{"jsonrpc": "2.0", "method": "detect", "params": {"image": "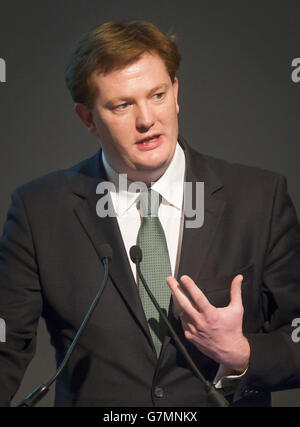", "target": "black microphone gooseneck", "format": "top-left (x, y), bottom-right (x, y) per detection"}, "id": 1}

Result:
top-left (130, 245), bottom-right (229, 407)
top-left (15, 244), bottom-right (113, 407)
